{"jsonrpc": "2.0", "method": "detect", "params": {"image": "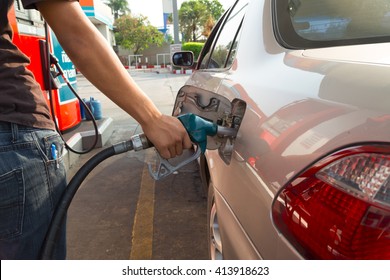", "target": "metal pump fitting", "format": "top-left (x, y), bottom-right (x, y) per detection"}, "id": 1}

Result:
top-left (217, 126), bottom-right (238, 138)
top-left (131, 133), bottom-right (153, 151)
